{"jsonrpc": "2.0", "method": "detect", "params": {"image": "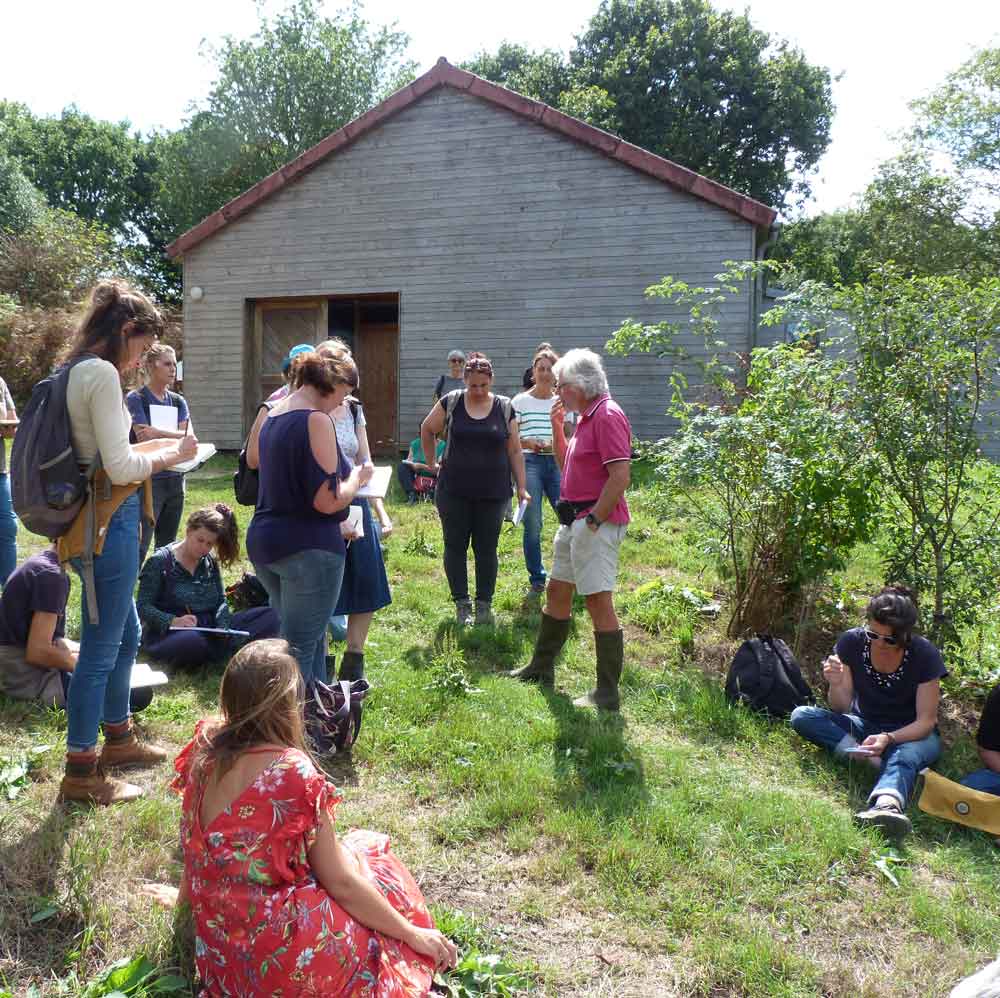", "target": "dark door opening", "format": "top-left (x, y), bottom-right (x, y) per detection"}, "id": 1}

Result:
top-left (328, 294), bottom-right (400, 457)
